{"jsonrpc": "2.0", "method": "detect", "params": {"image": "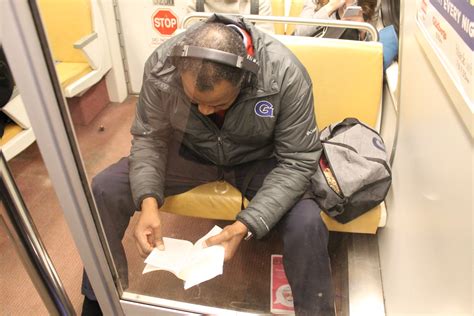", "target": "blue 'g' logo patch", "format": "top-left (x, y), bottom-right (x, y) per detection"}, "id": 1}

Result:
top-left (254, 101), bottom-right (274, 118)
